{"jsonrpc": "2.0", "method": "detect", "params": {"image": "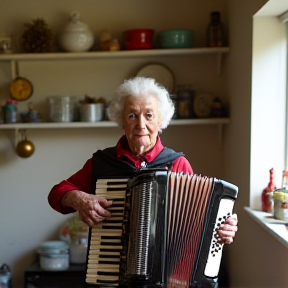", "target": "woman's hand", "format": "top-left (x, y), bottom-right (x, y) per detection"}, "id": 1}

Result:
top-left (61, 190), bottom-right (113, 227)
top-left (217, 213), bottom-right (238, 244)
